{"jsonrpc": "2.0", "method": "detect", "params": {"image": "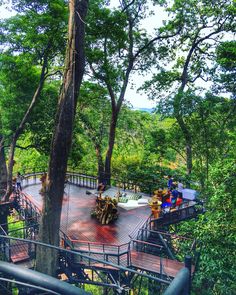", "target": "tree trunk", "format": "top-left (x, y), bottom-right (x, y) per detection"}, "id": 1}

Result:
top-left (104, 111), bottom-right (118, 185)
top-left (186, 140), bottom-right (192, 176)
top-left (0, 136), bottom-right (7, 195)
top-left (35, 0), bottom-right (88, 276)
top-left (95, 144), bottom-right (104, 183)
top-left (5, 137), bottom-right (17, 200)
top-left (176, 115), bottom-right (193, 177)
